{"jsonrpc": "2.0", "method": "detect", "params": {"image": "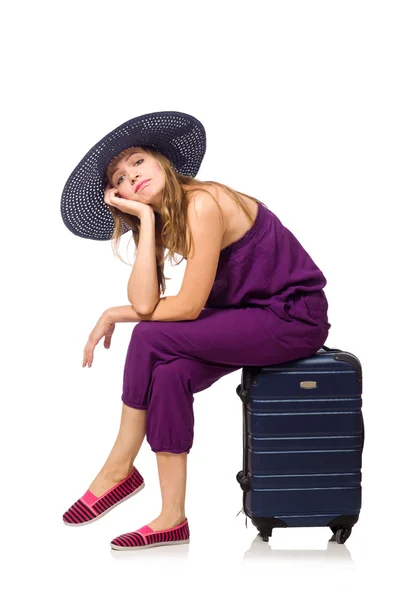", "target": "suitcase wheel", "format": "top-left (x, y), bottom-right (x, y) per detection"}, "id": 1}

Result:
top-left (329, 527), bottom-right (352, 544)
top-left (259, 528), bottom-right (273, 542)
